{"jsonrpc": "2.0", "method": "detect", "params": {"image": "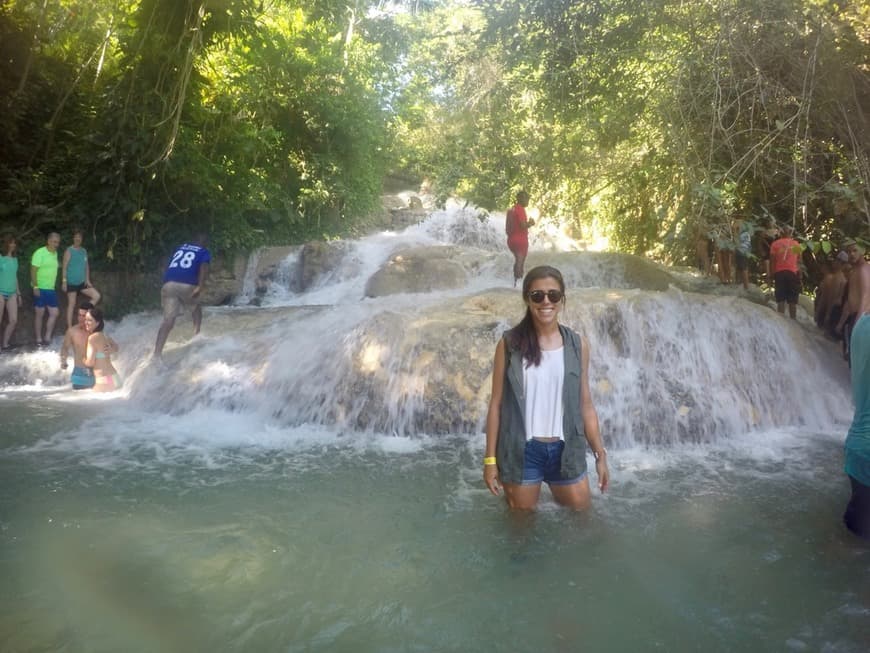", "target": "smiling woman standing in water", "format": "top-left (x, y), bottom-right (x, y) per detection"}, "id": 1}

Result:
top-left (484, 265), bottom-right (609, 510)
